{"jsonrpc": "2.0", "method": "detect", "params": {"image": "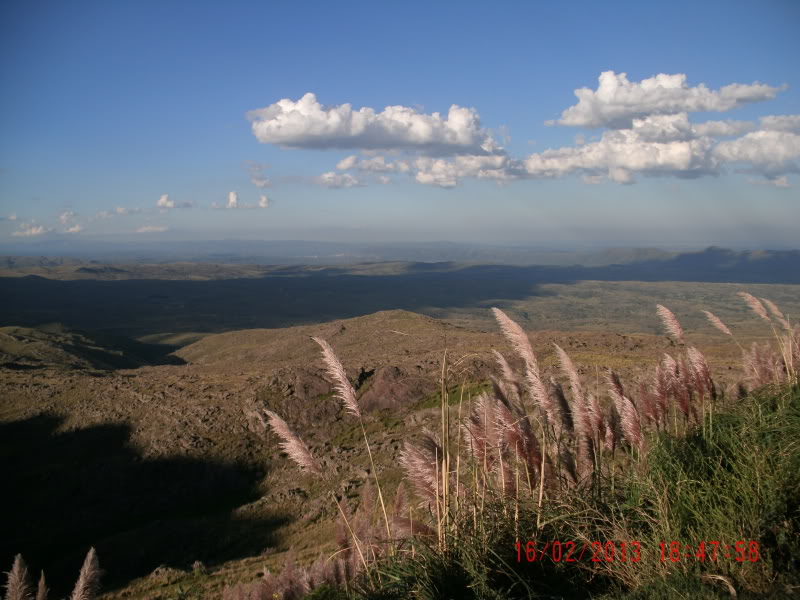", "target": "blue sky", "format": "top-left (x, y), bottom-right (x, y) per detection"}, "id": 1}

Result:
top-left (1, 0), bottom-right (798, 248)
